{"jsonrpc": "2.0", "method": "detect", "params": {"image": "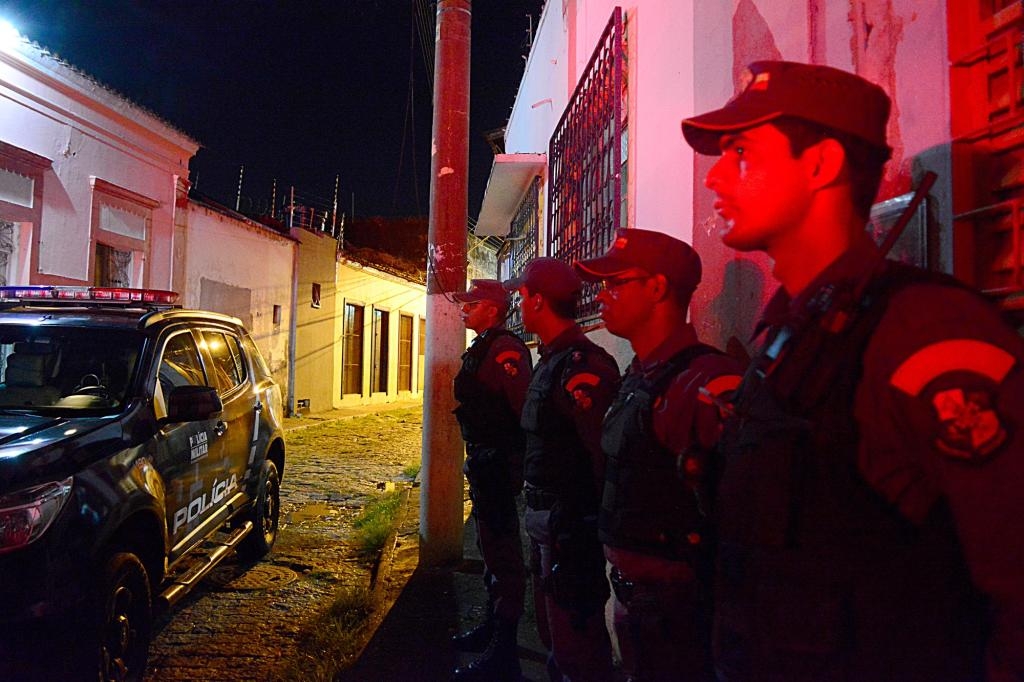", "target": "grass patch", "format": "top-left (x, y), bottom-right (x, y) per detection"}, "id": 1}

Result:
top-left (402, 460), bottom-right (421, 480)
top-left (352, 490), bottom-right (403, 555)
top-left (269, 586), bottom-right (378, 682)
